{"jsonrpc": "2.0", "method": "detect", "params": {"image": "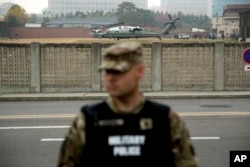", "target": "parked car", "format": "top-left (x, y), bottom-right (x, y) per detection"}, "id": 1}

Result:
top-left (178, 33), bottom-right (190, 39)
